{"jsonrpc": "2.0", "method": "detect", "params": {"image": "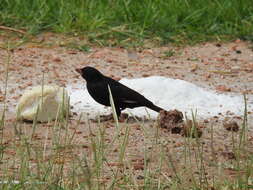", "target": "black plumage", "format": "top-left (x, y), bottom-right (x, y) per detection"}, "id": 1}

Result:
top-left (76, 66), bottom-right (164, 117)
